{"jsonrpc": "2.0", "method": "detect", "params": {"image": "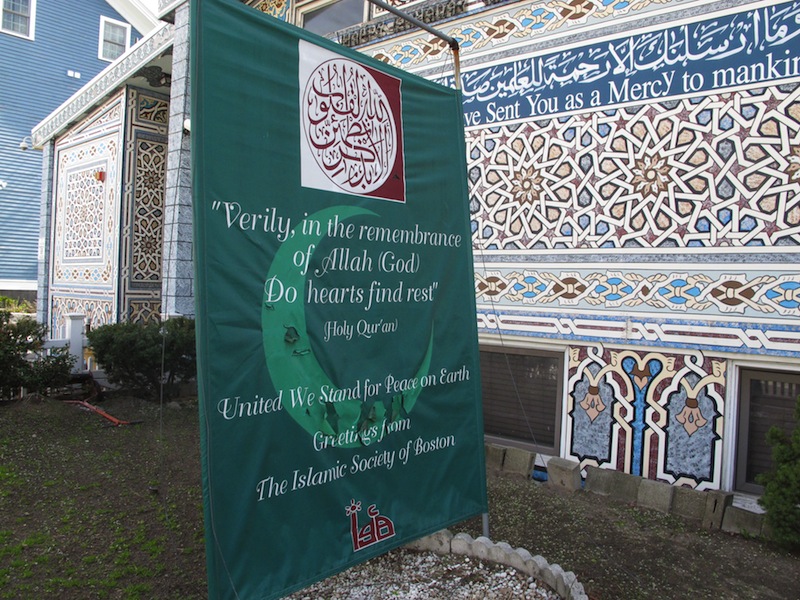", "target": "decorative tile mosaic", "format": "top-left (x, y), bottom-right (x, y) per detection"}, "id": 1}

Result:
top-left (133, 94), bottom-right (169, 129)
top-left (48, 88), bottom-right (168, 332)
top-left (566, 344), bottom-right (726, 489)
top-left (466, 83), bottom-right (800, 251)
top-left (53, 140), bottom-right (120, 286)
top-left (50, 296), bottom-right (114, 339)
top-left (367, 0), bottom-right (689, 67)
top-left (131, 137), bottom-right (167, 284)
top-left (62, 168), bottom-right (106, 261)
top-left (253, 0), bottom-right (290, 20)
top-left (476, 308), bottom-right (800, 354)
top-left (475, 267), bottom-right (800, 316)
top-left (127, 299), bottom-right (163, 323)
top-left (120, 88), bottom-right (169, 323)
top-left (50, 95), bottom-right (125, 334)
